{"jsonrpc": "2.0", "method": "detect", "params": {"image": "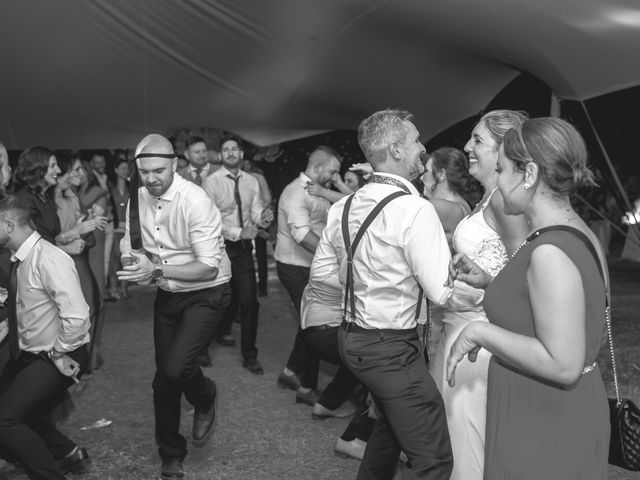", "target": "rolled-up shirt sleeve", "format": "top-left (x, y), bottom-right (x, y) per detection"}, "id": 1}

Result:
top-left (310, 221), bottom-right (341, 291)
top-left (188, 195), bottom-right (223, 269)
top-left (287, 189), bottom-right (312, 244)
top-left (41, 252), bottom-right (91, 353)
